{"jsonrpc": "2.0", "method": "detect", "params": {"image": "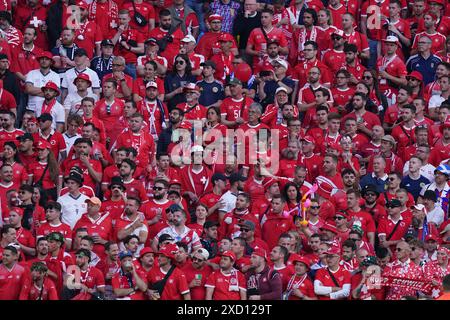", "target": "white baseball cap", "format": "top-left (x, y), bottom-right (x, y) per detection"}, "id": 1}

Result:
top-left (181, 35), bottom-right (196, 44)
